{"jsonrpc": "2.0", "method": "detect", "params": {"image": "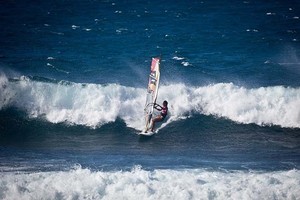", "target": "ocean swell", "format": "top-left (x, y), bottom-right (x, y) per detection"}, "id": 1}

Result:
top-left (0, 74), bottom-right (299, 129)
